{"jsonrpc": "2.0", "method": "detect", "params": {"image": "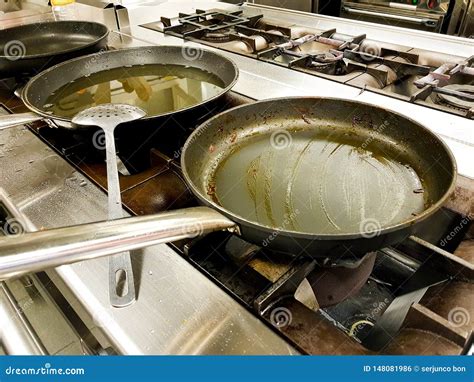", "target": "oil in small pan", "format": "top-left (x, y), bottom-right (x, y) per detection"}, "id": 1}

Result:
top-left (43, 64), bottom-right (225, 118)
